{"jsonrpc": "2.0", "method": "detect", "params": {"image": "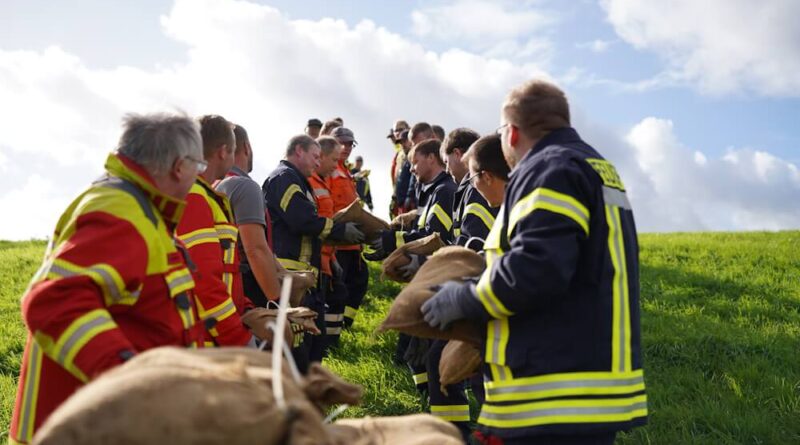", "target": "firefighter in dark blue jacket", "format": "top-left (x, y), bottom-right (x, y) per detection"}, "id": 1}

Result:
top-left (262, 135), bottom-right (364, 371)
top-left (421, 80), bottom-right (647, 445)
